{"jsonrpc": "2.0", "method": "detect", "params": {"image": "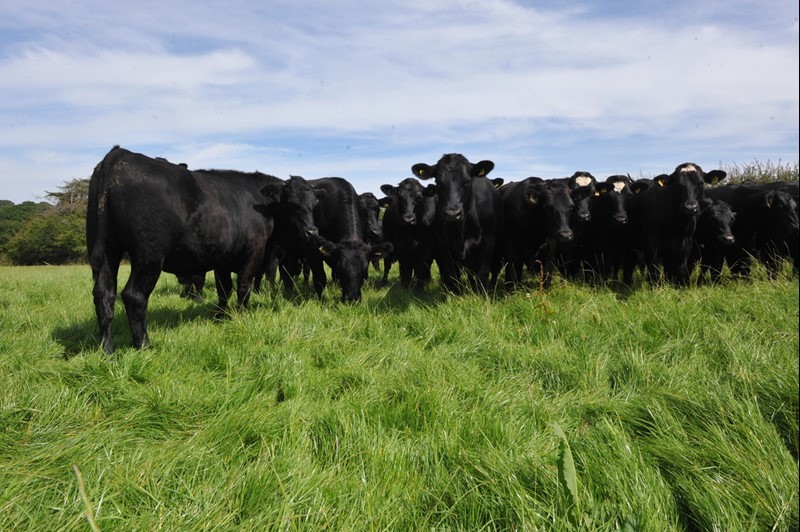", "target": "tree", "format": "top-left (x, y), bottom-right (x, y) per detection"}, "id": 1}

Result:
top-left (3, 178), bottom-right (89, 265)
